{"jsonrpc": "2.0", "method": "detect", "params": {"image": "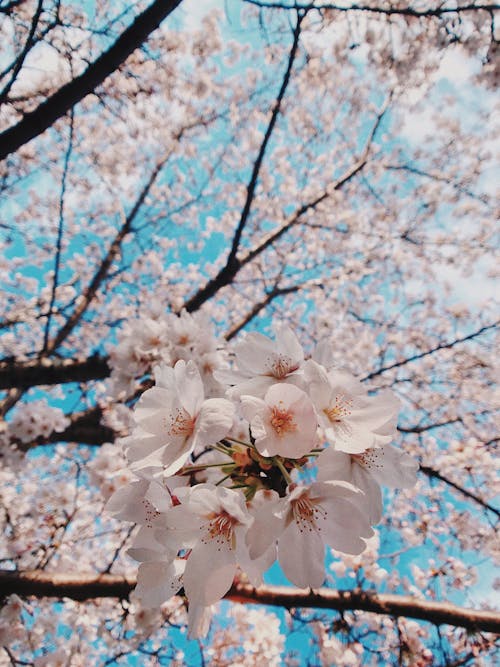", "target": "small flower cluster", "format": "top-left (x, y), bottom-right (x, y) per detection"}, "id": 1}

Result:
top-left (108, 310), bottom-right (224, 398)
top-left (8, 398), bottom-right (70, 444)
top-left (107, 323), bottom-right (417, 637)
